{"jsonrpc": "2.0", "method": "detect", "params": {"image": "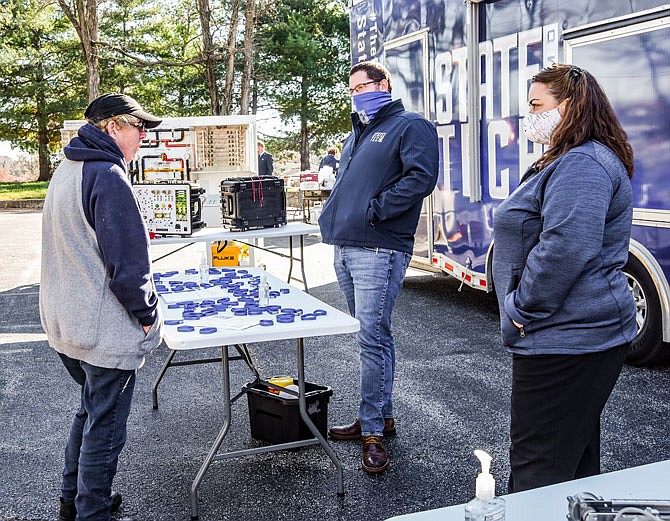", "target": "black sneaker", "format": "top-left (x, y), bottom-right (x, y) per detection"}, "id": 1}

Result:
top-left (58, 492), bottom-right (123, 521)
